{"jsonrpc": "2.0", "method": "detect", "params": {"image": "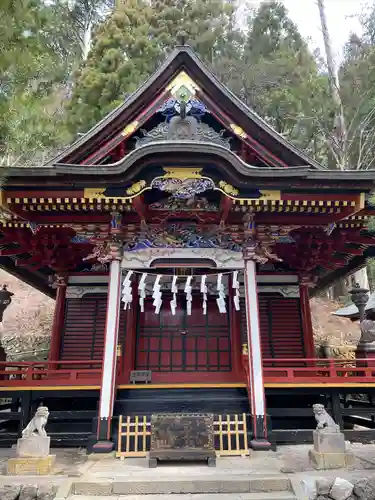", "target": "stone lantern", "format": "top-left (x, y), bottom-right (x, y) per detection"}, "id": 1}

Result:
top-left (349, 282), bottom-right (369, 323)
